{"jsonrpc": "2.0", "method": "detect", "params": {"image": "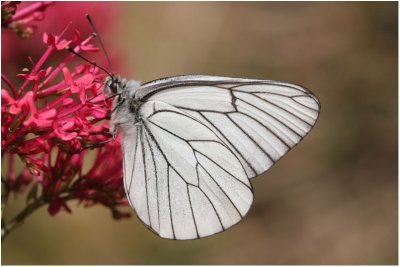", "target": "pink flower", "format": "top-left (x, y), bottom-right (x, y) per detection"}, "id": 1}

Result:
top-left (73, 30), bottom-right (99, 52)
top-left (48, 196), bottom-right (72, 216)
top-left (2, 2), bottom-right (124, 74)
top-left (43, 32), bottom-right (71, 50)
top-left (2, 1), bottom-right (54, 39)
top-left (2, 2), bottom-right (130, 240)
